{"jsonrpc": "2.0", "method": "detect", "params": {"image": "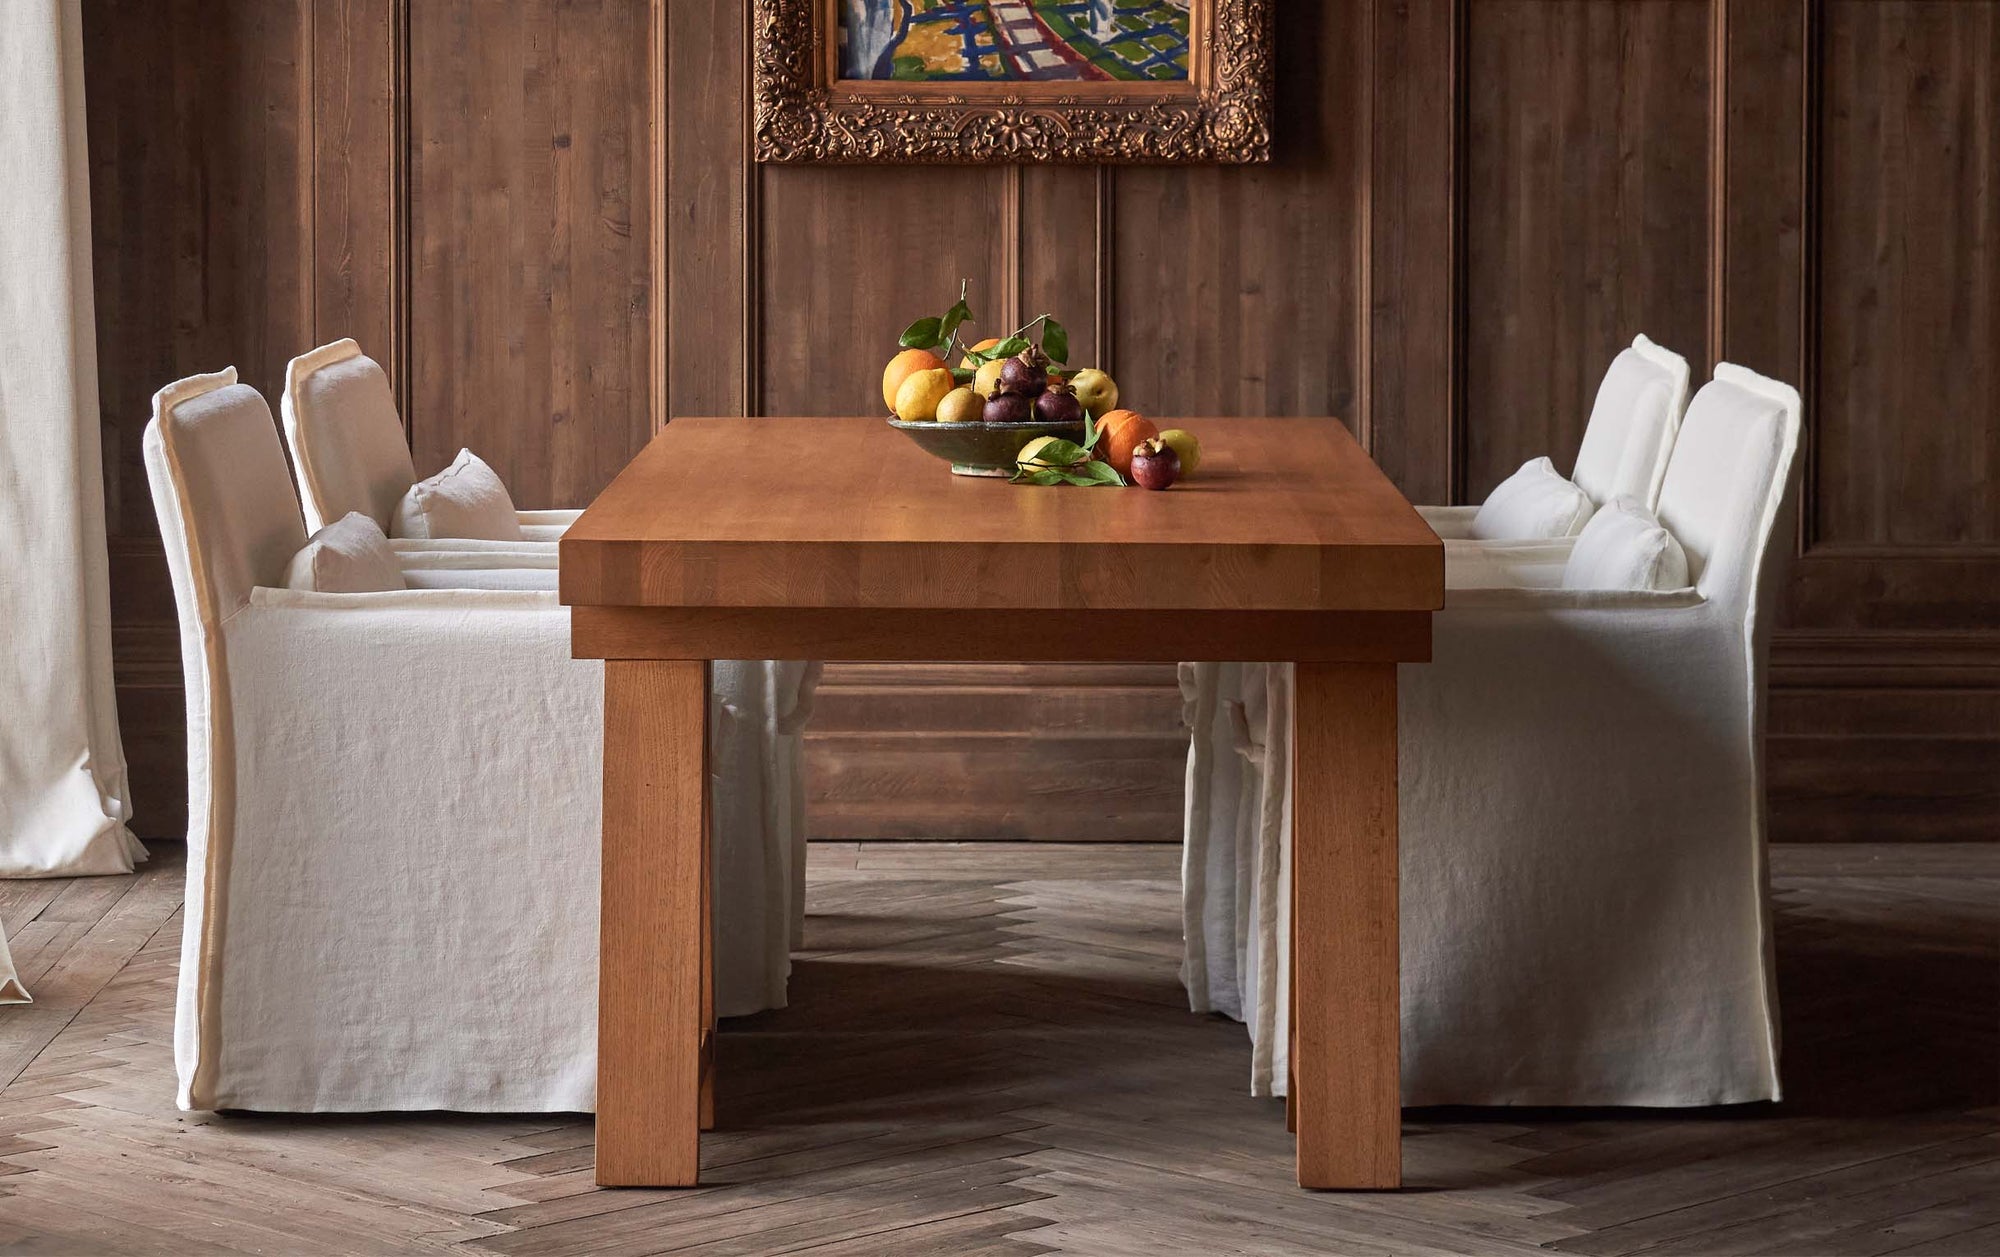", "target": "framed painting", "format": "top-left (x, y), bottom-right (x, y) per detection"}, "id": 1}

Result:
top-left (752, 0), bottom-right (1274, 164)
